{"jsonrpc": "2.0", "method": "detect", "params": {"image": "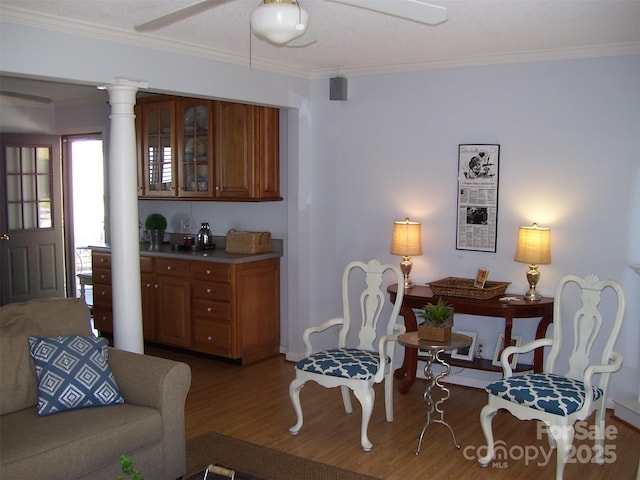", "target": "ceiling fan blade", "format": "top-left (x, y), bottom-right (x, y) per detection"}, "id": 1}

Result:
top-left (0, 90), bottom-right (52, 104)
top-left (331, 0), bottom-right (447, 25)
top-left (134, 0), bottom-right (231, 32)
